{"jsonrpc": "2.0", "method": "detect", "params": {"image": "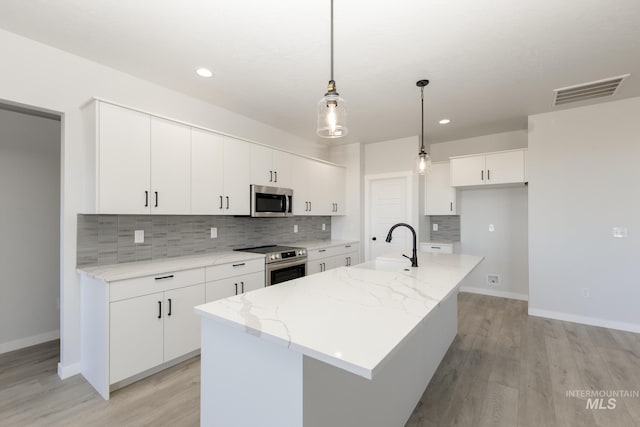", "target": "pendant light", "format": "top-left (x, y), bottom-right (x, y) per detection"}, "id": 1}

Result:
top-left (416, 79), bottom-right (431, 175)
top-left (317, 0), bottom-right (348, 138)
